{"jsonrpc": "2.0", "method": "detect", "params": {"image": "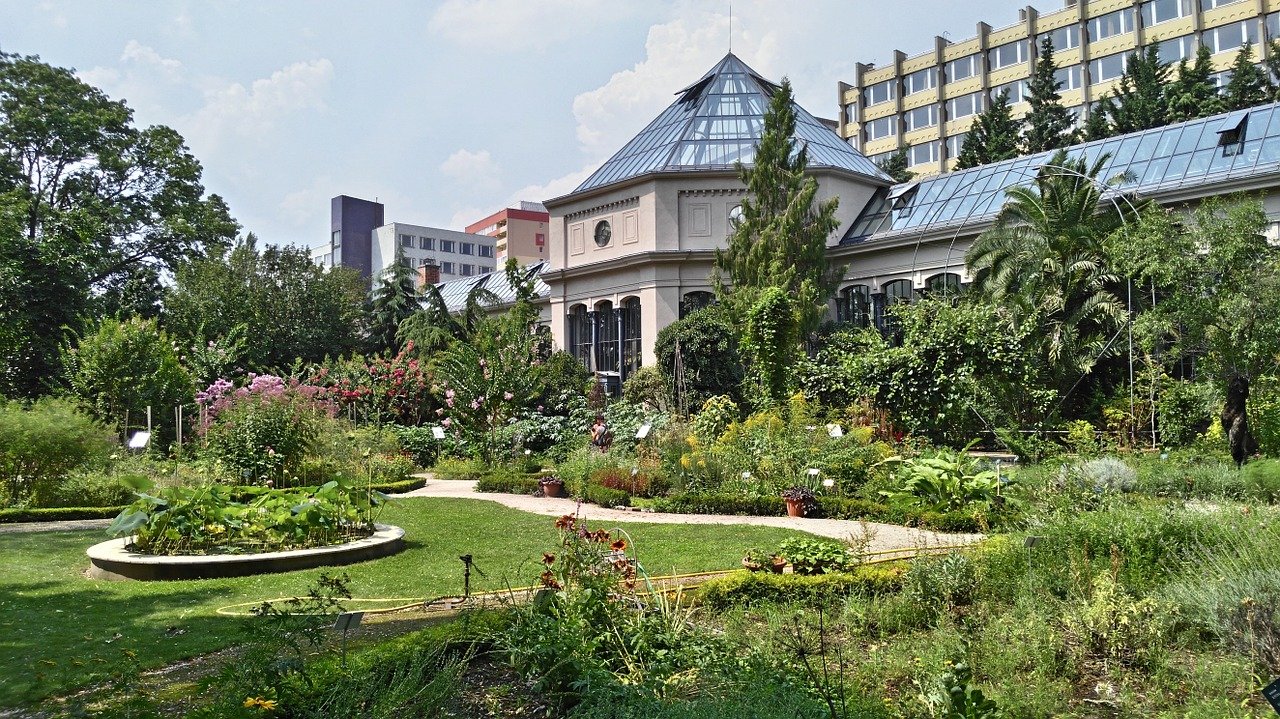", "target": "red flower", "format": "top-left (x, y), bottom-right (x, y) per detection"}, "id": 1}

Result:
top-left (610, 538), bottom-right (627, 552)
top-left (542, 552), bottom-right (556, 565)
